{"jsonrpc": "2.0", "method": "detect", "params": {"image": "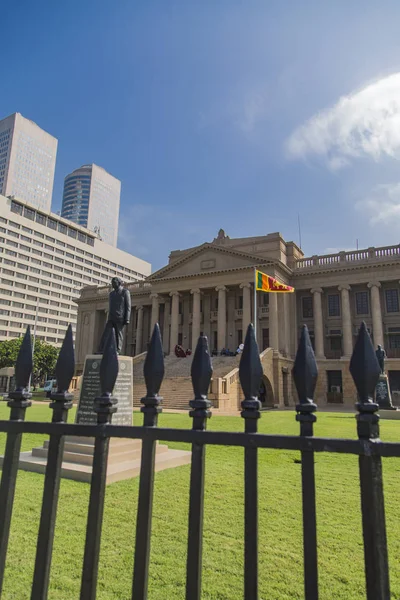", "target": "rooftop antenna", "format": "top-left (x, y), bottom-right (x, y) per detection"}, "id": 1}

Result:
top-left (356, 239), bottom-right (359, 250)
top-left (297, 214), bottom-right (302, 249)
